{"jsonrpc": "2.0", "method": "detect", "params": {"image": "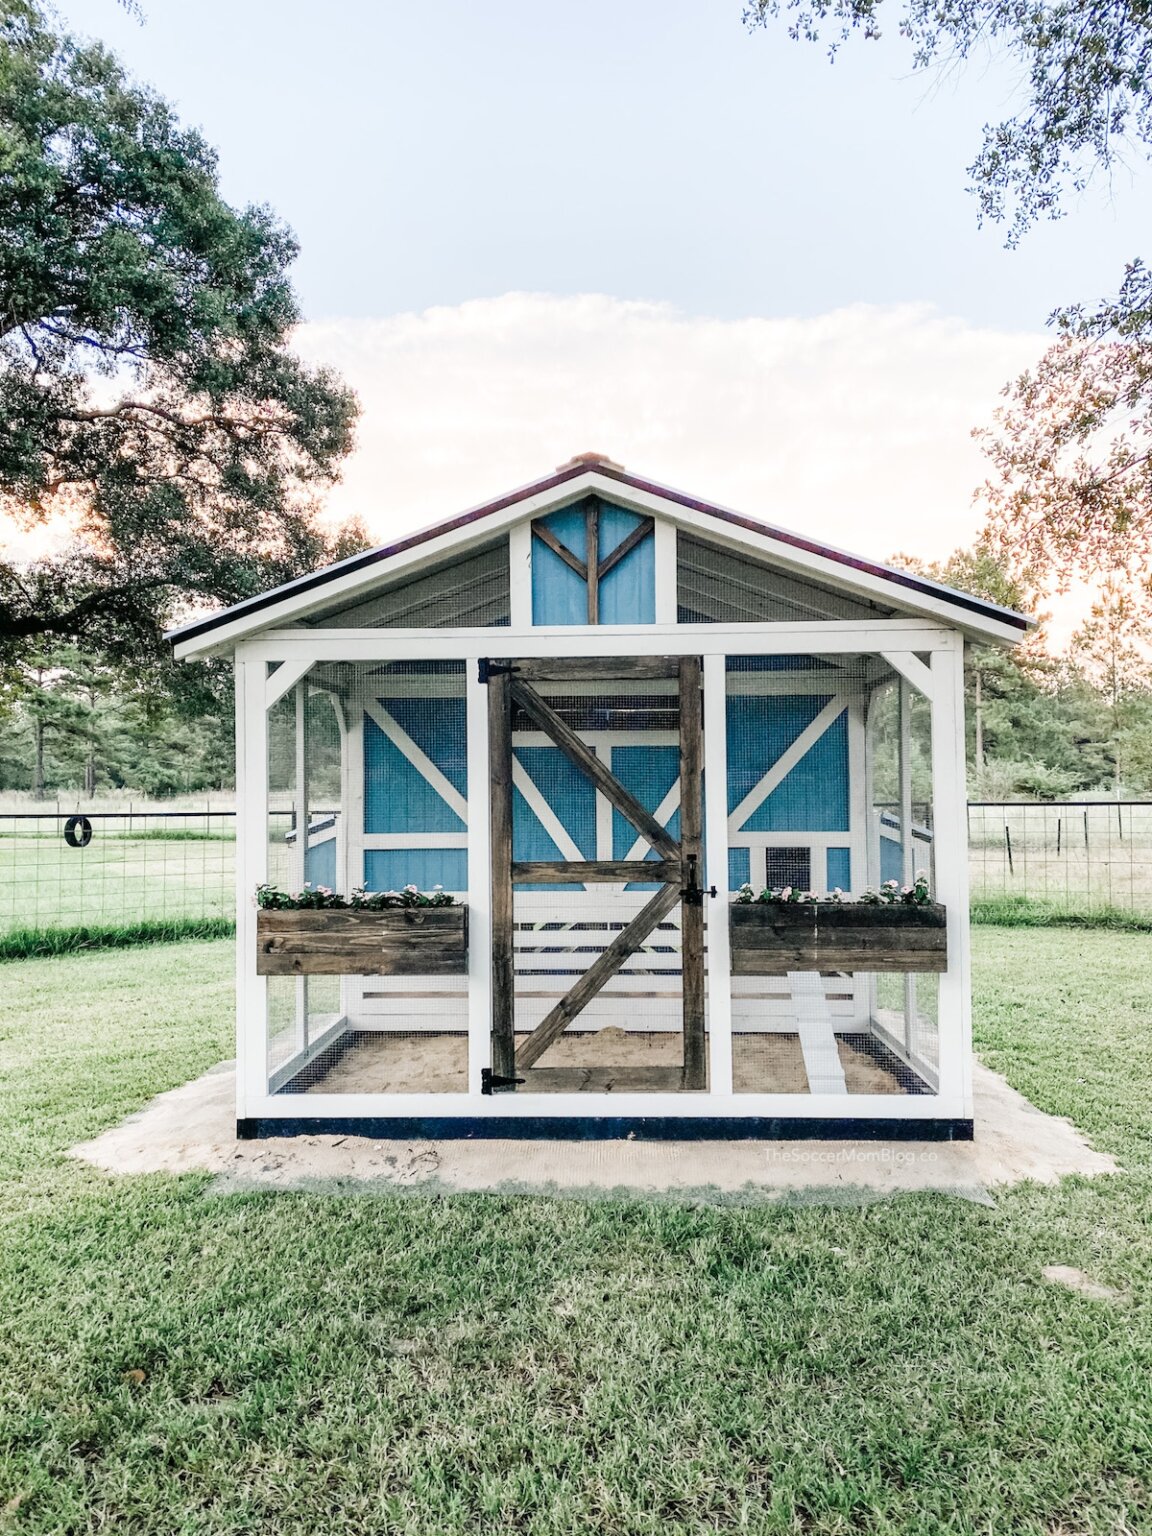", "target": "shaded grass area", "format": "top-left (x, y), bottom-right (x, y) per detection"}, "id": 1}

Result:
top-left (1, 934), bottom-right (1150, 1533)
top-left (972, 892), bottom-right (1152, 932)
top-left (0, 916), bottom-right (235, 962)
